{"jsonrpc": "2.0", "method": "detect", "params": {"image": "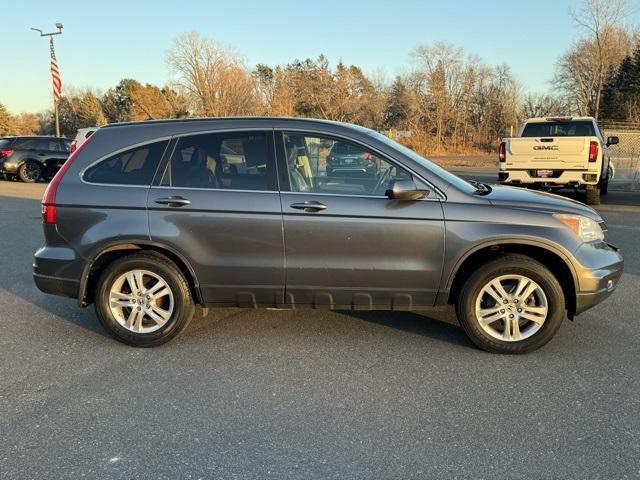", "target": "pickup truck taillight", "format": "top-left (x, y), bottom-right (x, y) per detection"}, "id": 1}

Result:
top-left (588, 141), bottom-right (598, 162)
top-left (498, 142), bottom-right (506, 162)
